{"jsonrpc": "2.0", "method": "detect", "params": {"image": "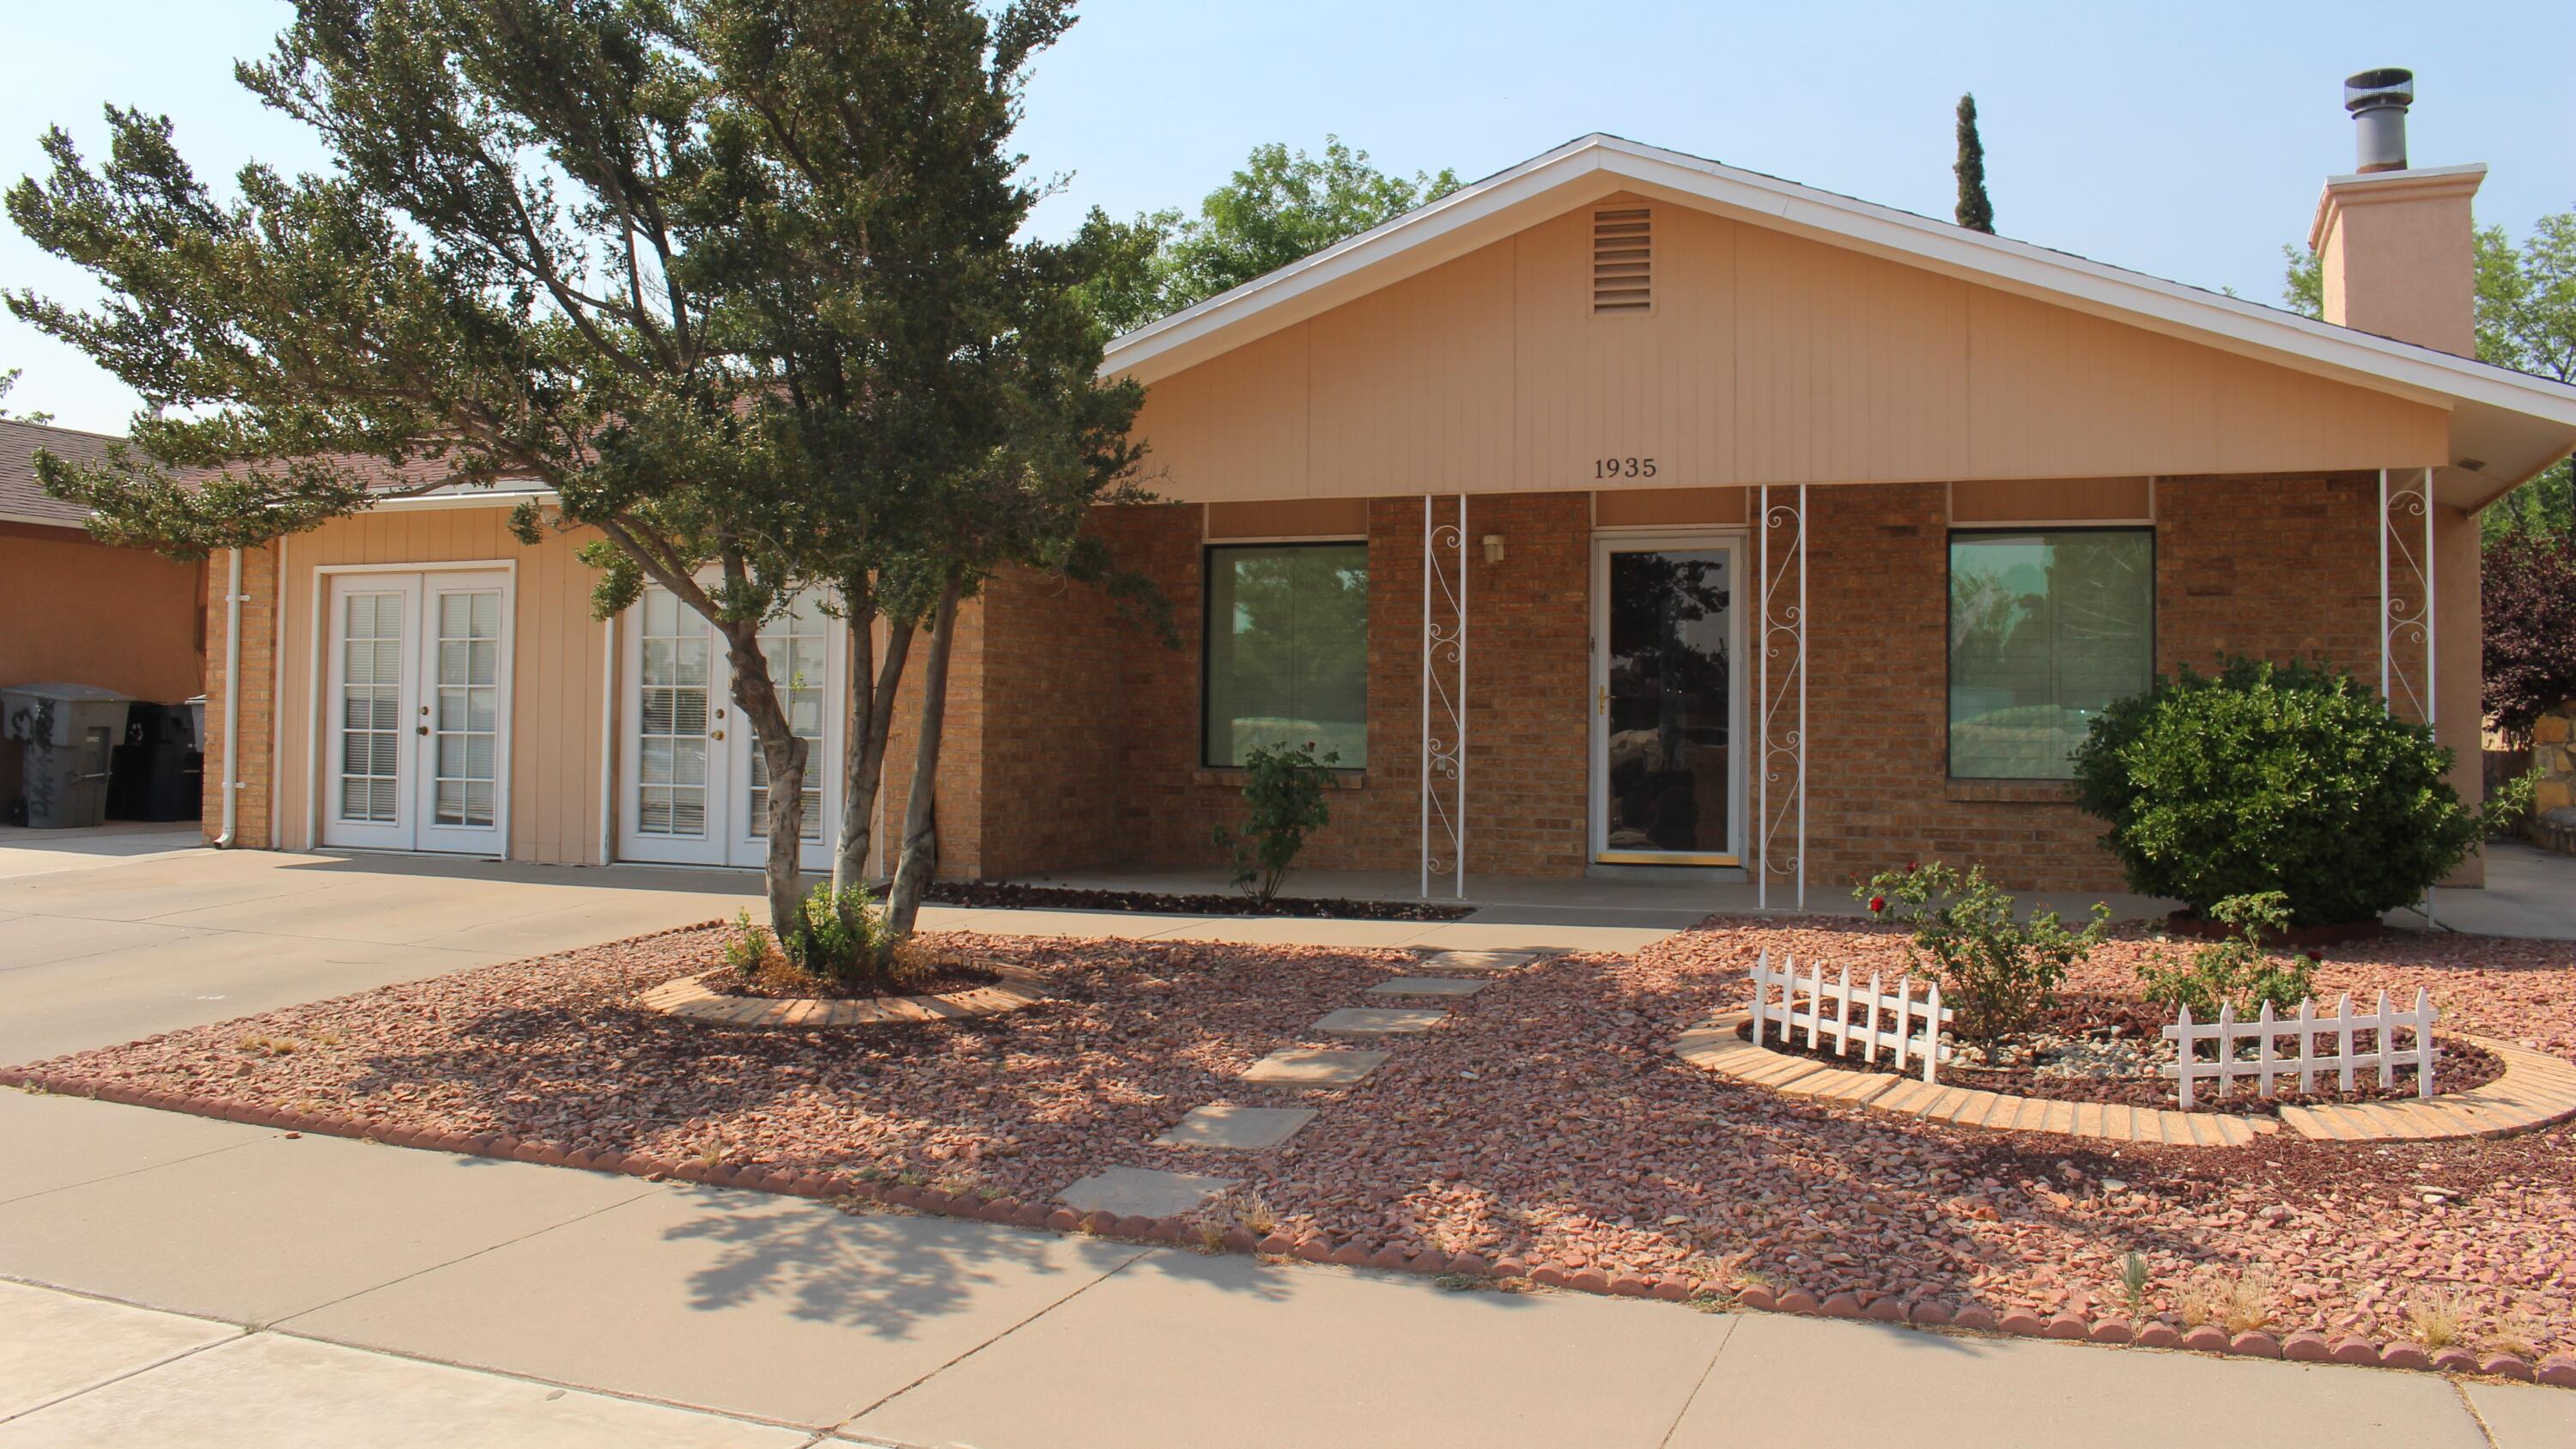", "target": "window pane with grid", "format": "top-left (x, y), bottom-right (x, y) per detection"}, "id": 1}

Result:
top-left (635, 588), bottom-right (710, 836)
top-left (337, 591), bottom-right (404, 822)
top-left (747, 595), bottom-right (825, 839)
top-left (430, 588), bottom-right (503, 826)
